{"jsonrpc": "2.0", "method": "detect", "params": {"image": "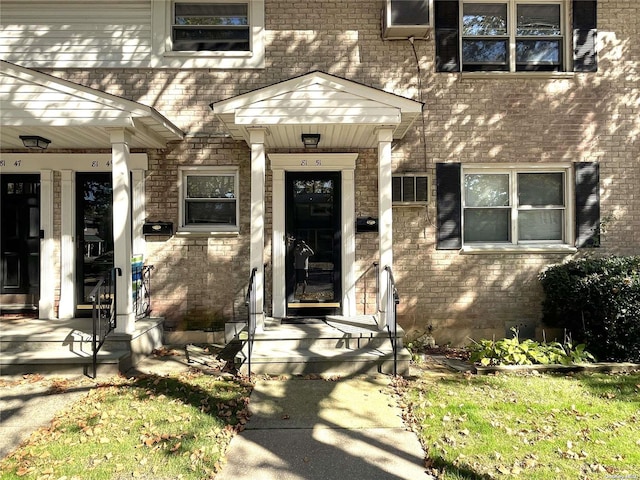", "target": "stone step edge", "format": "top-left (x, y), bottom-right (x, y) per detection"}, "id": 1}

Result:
top-left (0, 349), bottom-right (127, 365)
